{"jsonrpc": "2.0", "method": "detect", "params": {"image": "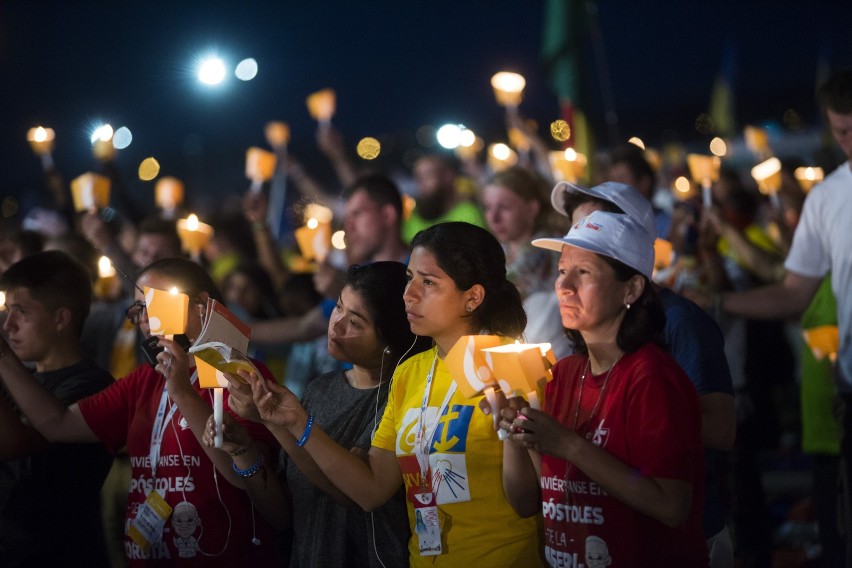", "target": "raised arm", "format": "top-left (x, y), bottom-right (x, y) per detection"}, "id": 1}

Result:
top-left (249, 373), bottom-right (403, 511)
top-left (0, 339), bottom-right (98, 443)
